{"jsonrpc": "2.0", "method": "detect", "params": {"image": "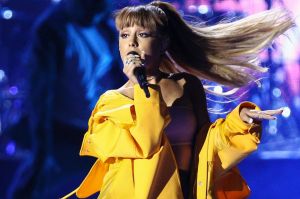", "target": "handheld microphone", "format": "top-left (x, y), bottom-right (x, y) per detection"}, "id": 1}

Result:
top-left (127, 51), bottom-right (150, 98)
top-left (133, 67), bottom-right (150, 98)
